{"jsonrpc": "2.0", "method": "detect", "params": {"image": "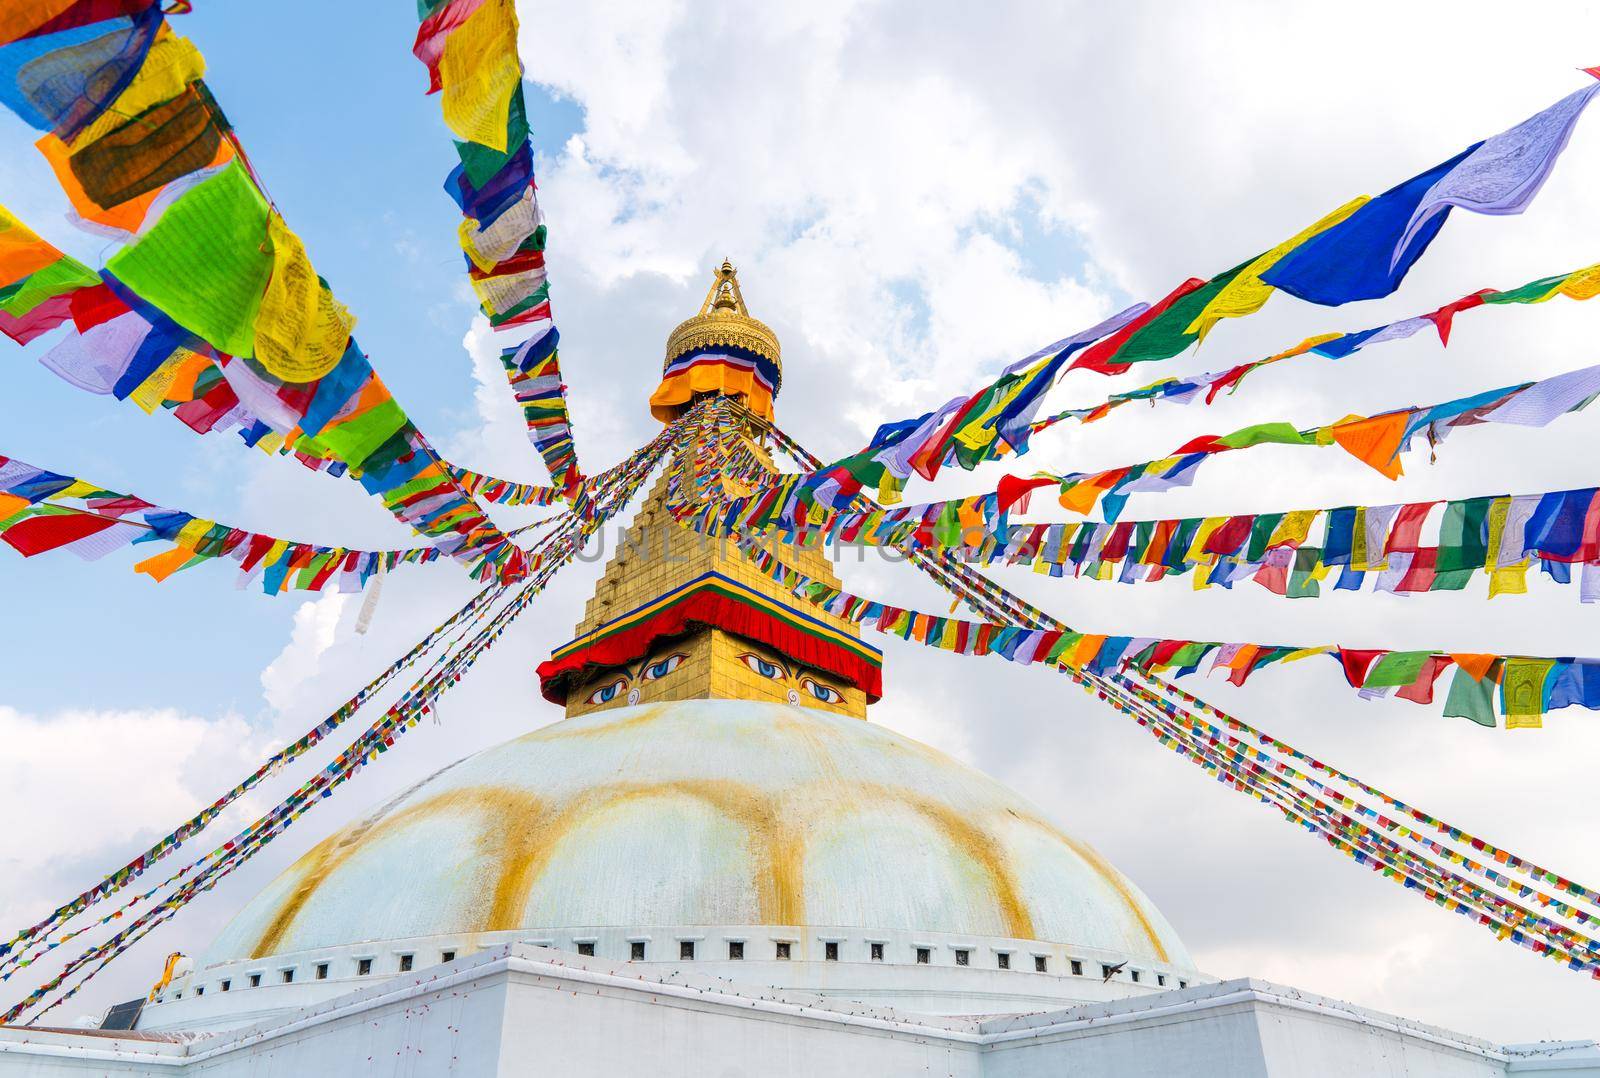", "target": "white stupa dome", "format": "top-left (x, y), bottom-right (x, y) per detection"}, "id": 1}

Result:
top-left (152, 700), bottom-right (1197, 1029)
